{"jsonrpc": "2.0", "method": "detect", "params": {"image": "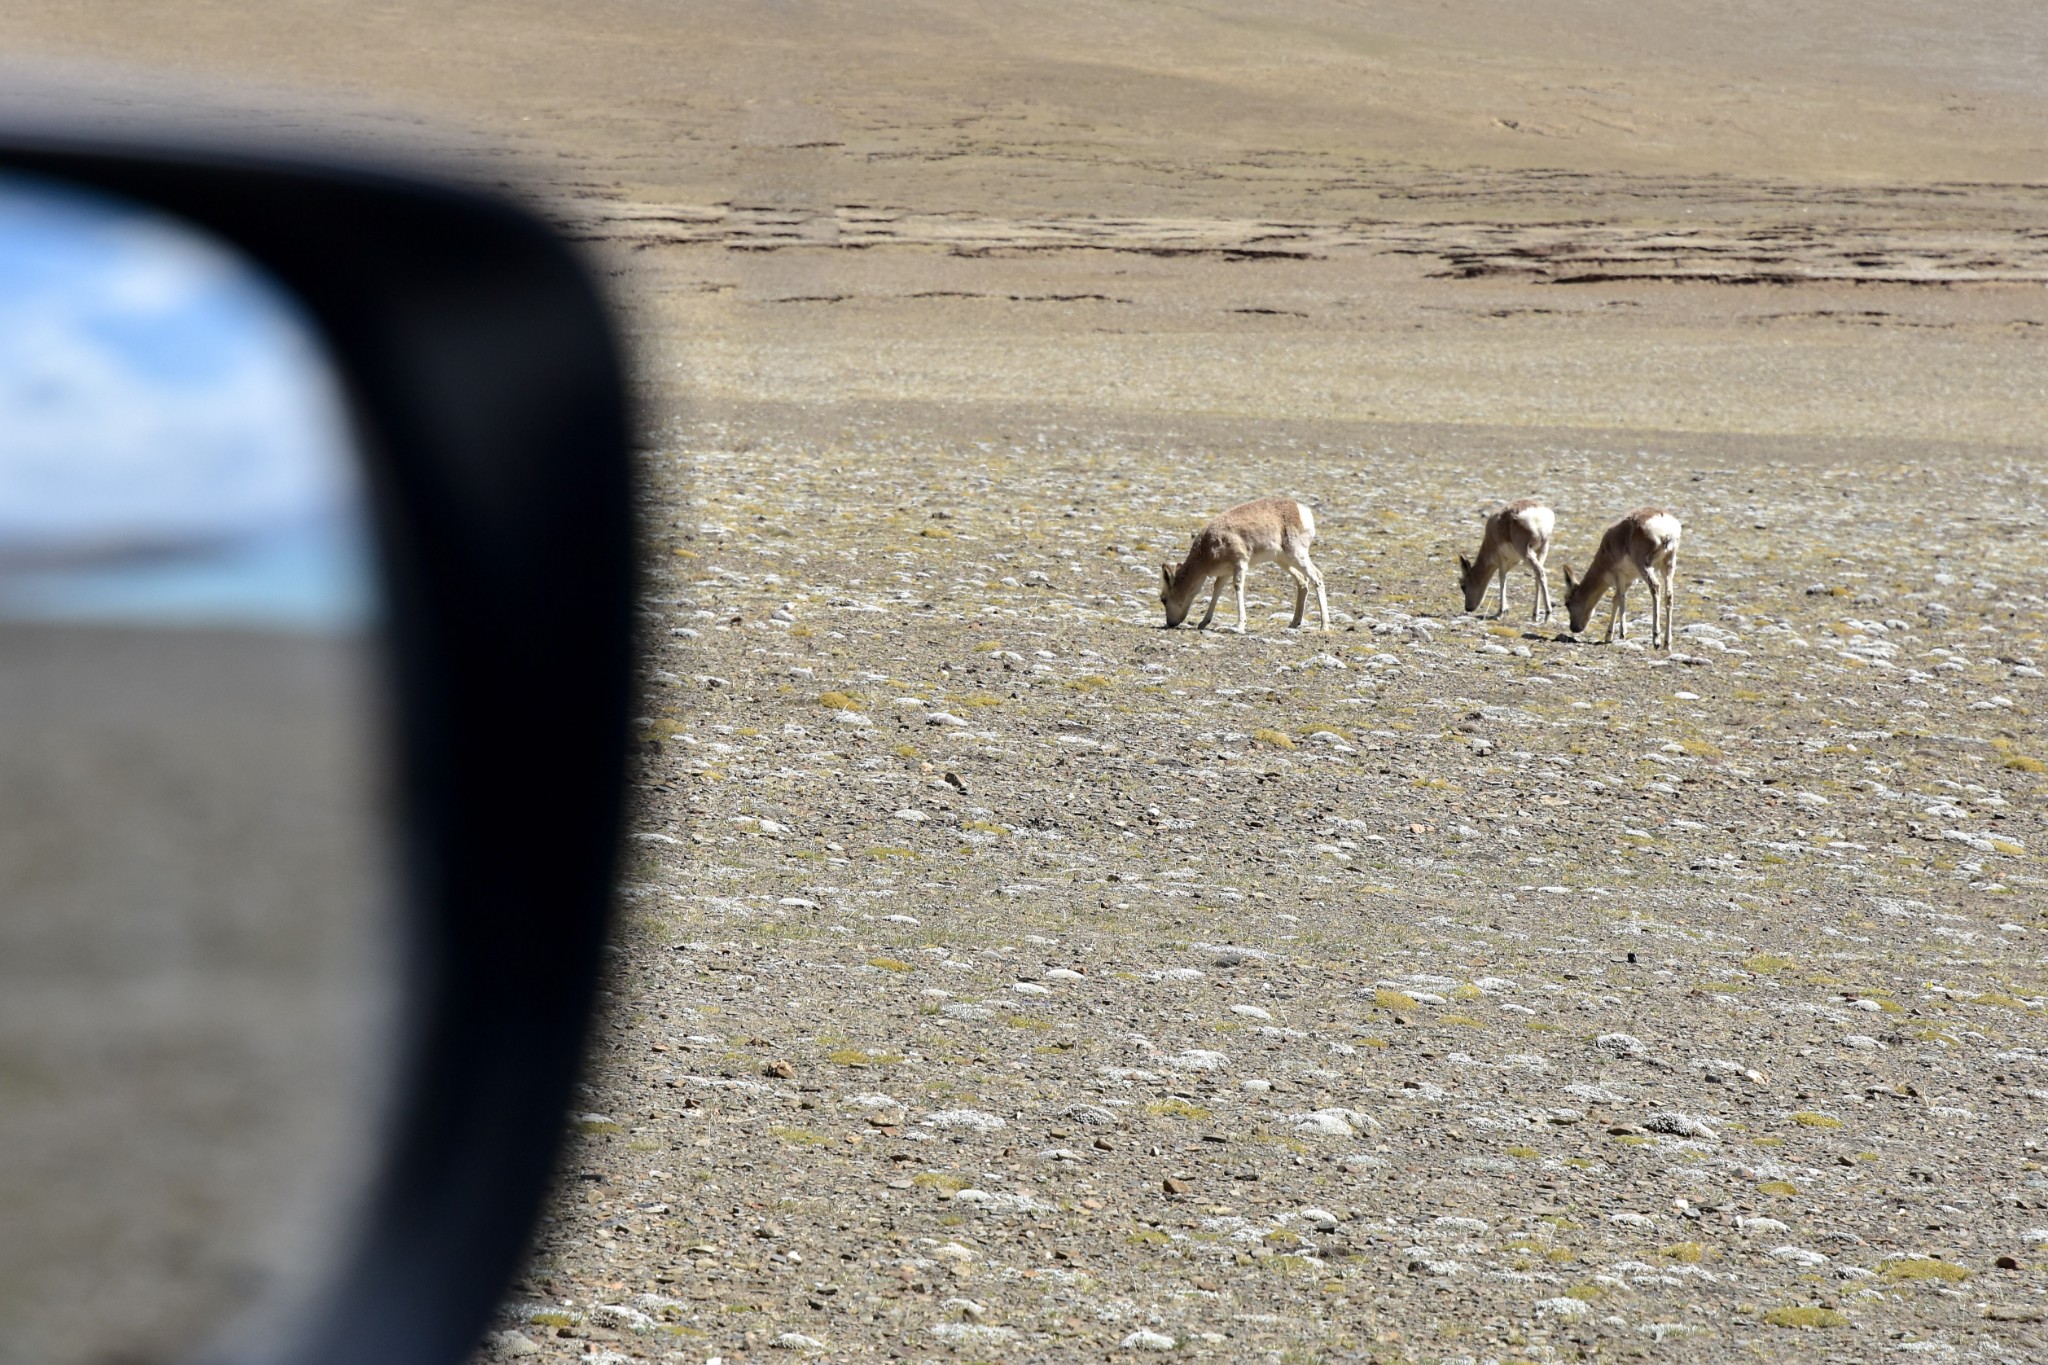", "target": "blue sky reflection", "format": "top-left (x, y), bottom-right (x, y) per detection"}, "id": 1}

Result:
top-left (0, 175), bottom-right (371, 632)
